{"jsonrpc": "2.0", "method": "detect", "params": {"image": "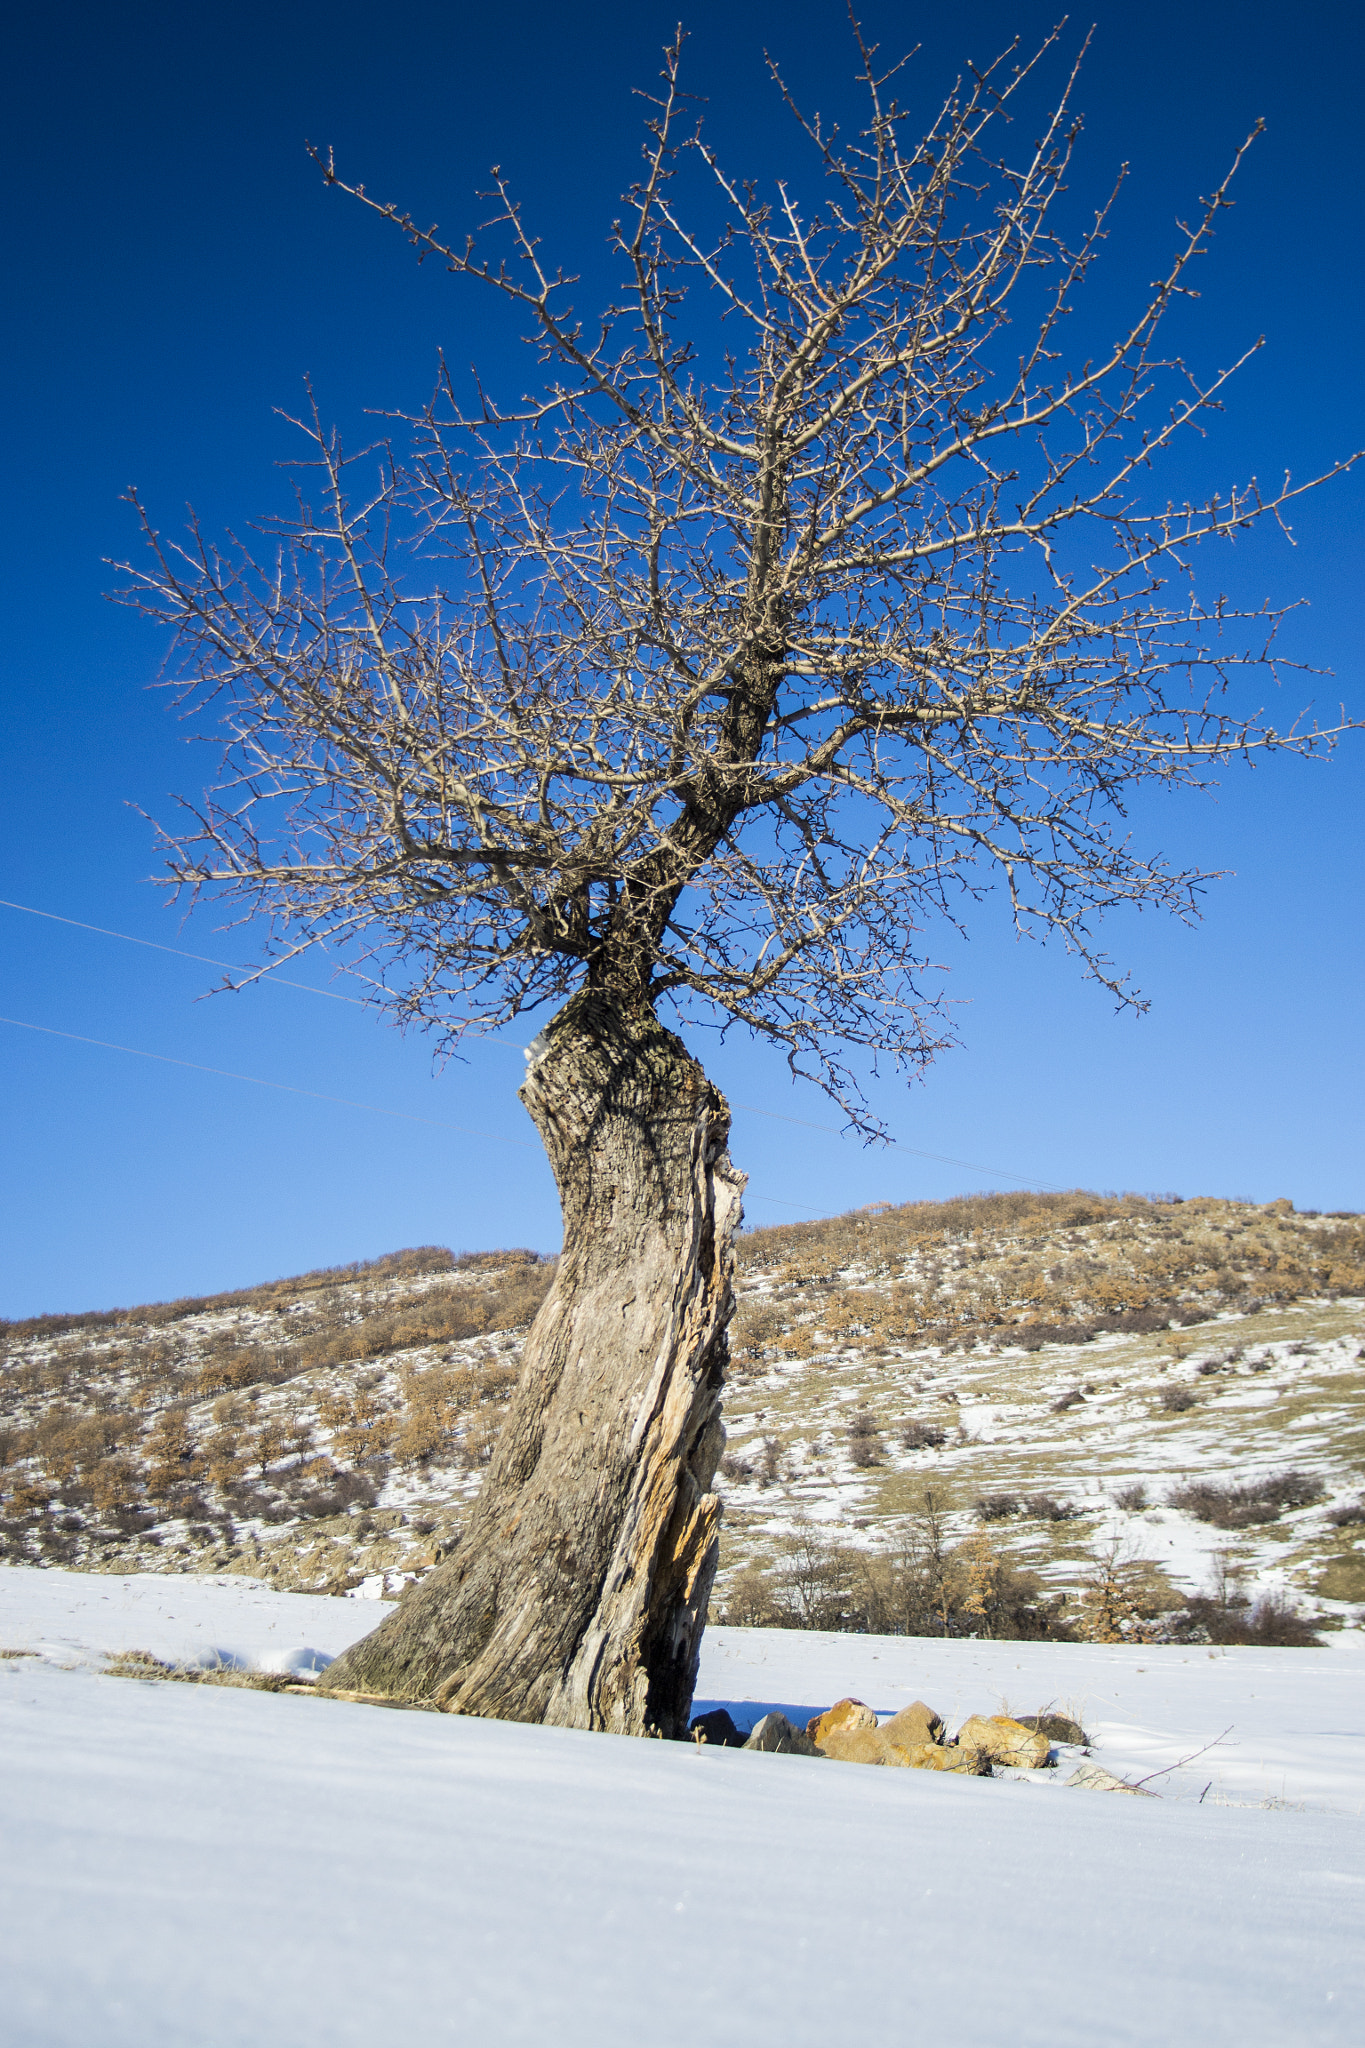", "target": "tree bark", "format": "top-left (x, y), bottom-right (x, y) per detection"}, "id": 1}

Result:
top-left (319, 989), bottom-right (745, 1735)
